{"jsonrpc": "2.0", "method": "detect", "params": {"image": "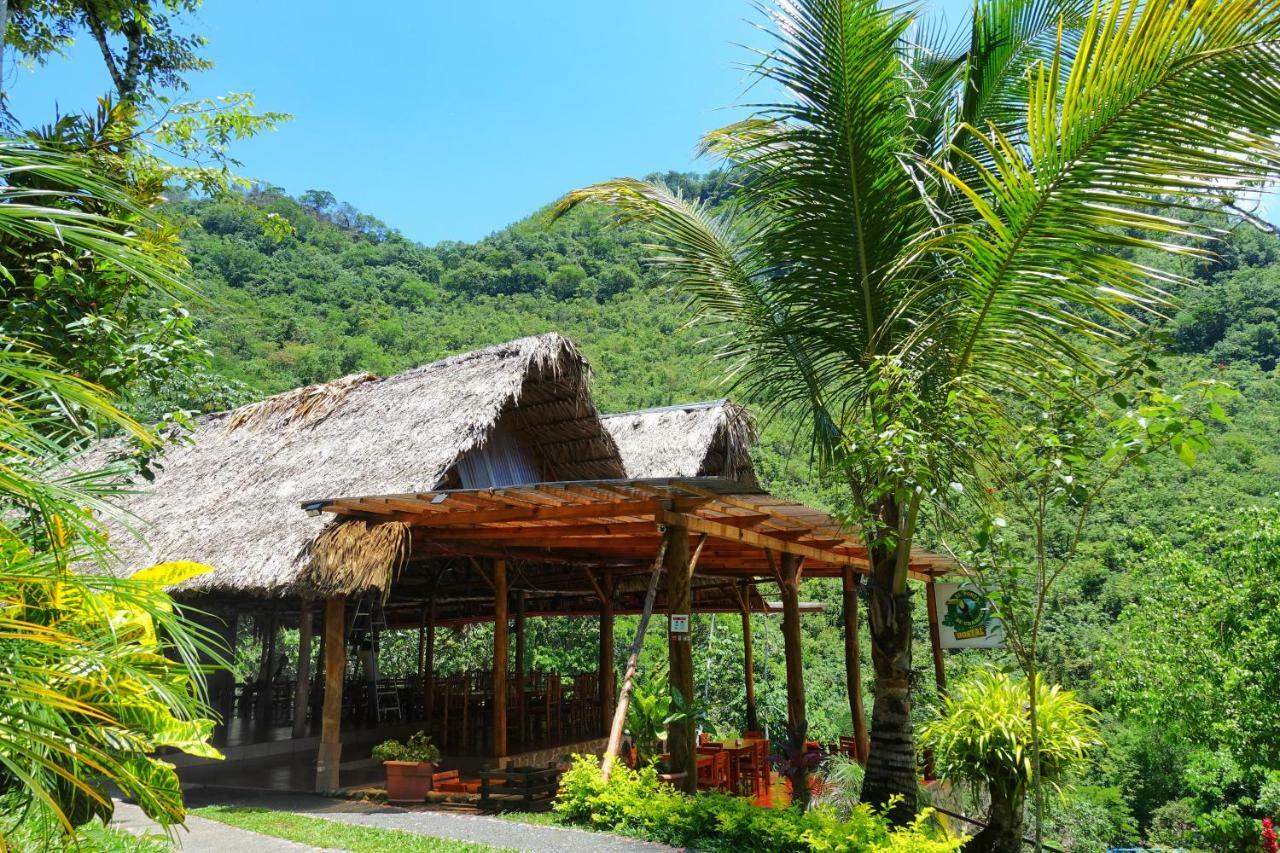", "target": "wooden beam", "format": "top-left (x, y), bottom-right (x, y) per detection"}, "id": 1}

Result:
top-left (292, 600), bottom-right (314, 740)
top-left (493, 559), bottom-right (509, 760)
top-left (602, 536), bottom-right (669, 779)
top-left (426, 521), bottom-right (662, 541)
top-left (665, 521), bottom-right (697, 794)
top-left (315, 595), bottom-right (346, 793)
top-left (662, 509), bottom-right (865, 569)
top-left (842, 568), bottom-right (869, 764)
top-left (349, 498), bottom-right (706, 528)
